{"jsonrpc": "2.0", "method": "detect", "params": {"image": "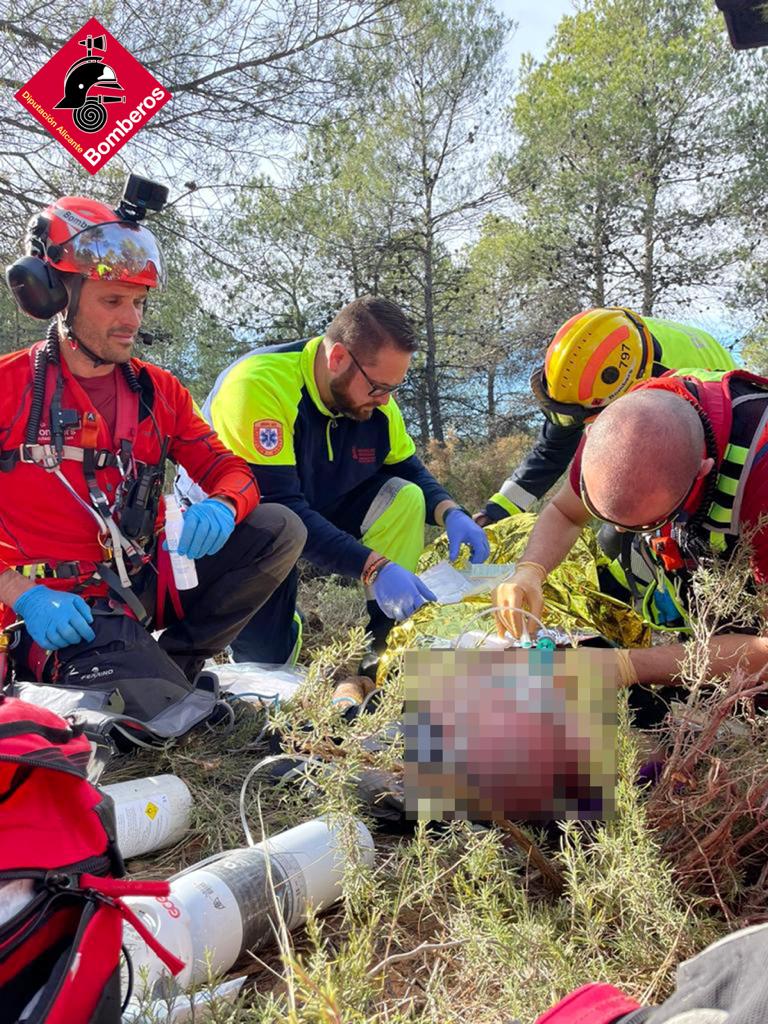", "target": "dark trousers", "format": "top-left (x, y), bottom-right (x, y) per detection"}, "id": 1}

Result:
top-left (142, 503), bottom-right (306, 679)
top-left (232, 477), bottom-right (397, 663)
top-left (15, 503), bottom-right (306, 684)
